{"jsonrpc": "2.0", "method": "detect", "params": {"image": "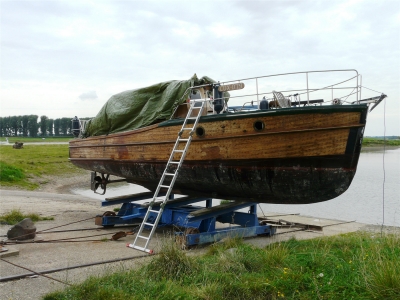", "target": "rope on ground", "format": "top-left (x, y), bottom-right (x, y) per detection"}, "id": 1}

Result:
top-left (0, 217), bottom-right (96, 241)
top-left (37, 217), bottom-right (96, 233)
top-left (1, 258), bottom-right (72, 286)
top-left (2, 232), bottom-right (114, 245)
top-left (0, 253), bottom-right (153, 283)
